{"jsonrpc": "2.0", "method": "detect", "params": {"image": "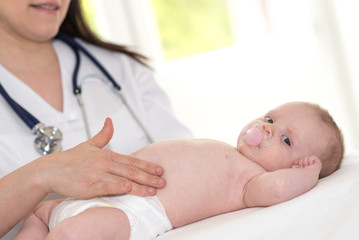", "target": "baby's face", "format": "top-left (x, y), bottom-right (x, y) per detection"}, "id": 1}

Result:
top-left (237, 102), bottom-right (331, 171)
